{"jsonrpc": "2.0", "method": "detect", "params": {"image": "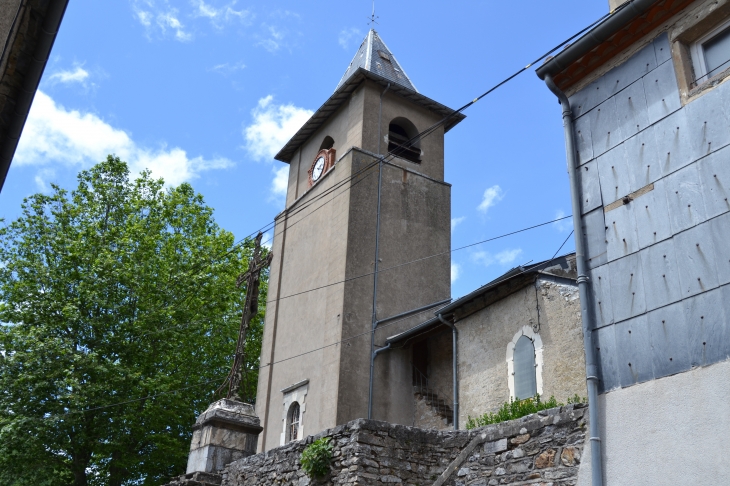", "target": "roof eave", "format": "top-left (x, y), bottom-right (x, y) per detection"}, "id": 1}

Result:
top-left (535, 0), bottom-right (660, 81)
top-left (274, 68), bottom-right (466, 163)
